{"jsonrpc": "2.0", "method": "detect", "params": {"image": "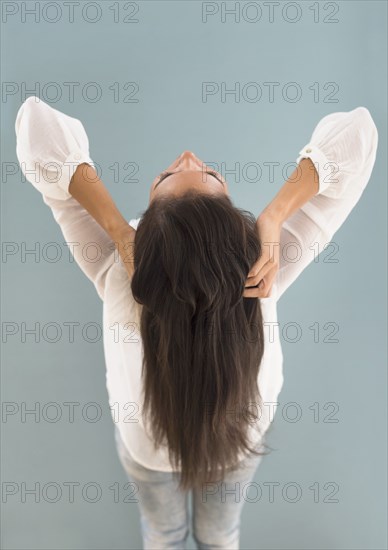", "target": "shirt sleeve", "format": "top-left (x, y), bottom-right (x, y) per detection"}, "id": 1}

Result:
top-left (15, 96), bottom-right (117, 301)
top-left (274, 106), bottom-right (378, 301)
